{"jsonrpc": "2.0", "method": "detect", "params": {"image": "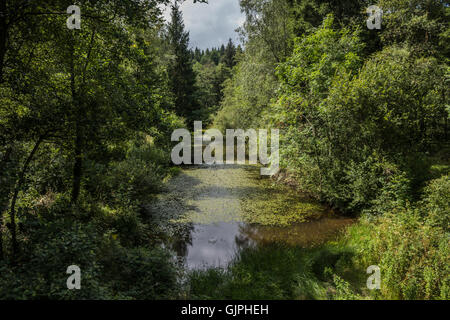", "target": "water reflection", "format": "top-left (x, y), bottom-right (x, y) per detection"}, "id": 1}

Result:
top-left (156, 164), bottom-right (353, 270)
top-left (174, 217), bottom-right (353, 269)
top-left (176, 222), bottom-right (250, 269)
top-left (240, 217), bottom-right (354, 247)
top-left (171, 222), bottom-right (194, 259)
